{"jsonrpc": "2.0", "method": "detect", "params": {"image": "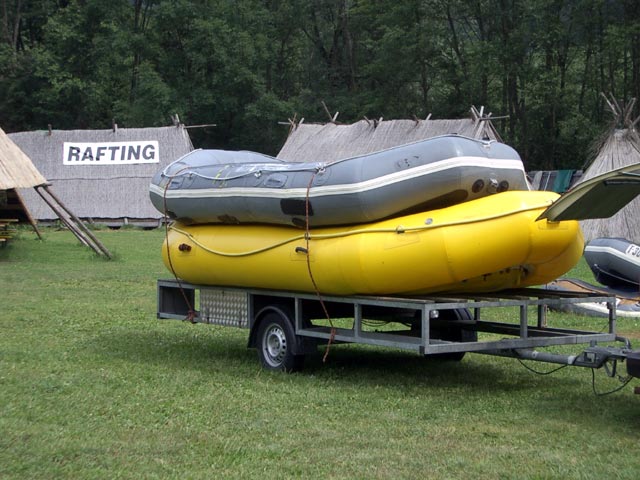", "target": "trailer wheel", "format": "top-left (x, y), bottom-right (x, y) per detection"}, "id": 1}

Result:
top-left (256, 312), bottom-right (304, 372)
top-left (427, 308), bottom-right (477, 361)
